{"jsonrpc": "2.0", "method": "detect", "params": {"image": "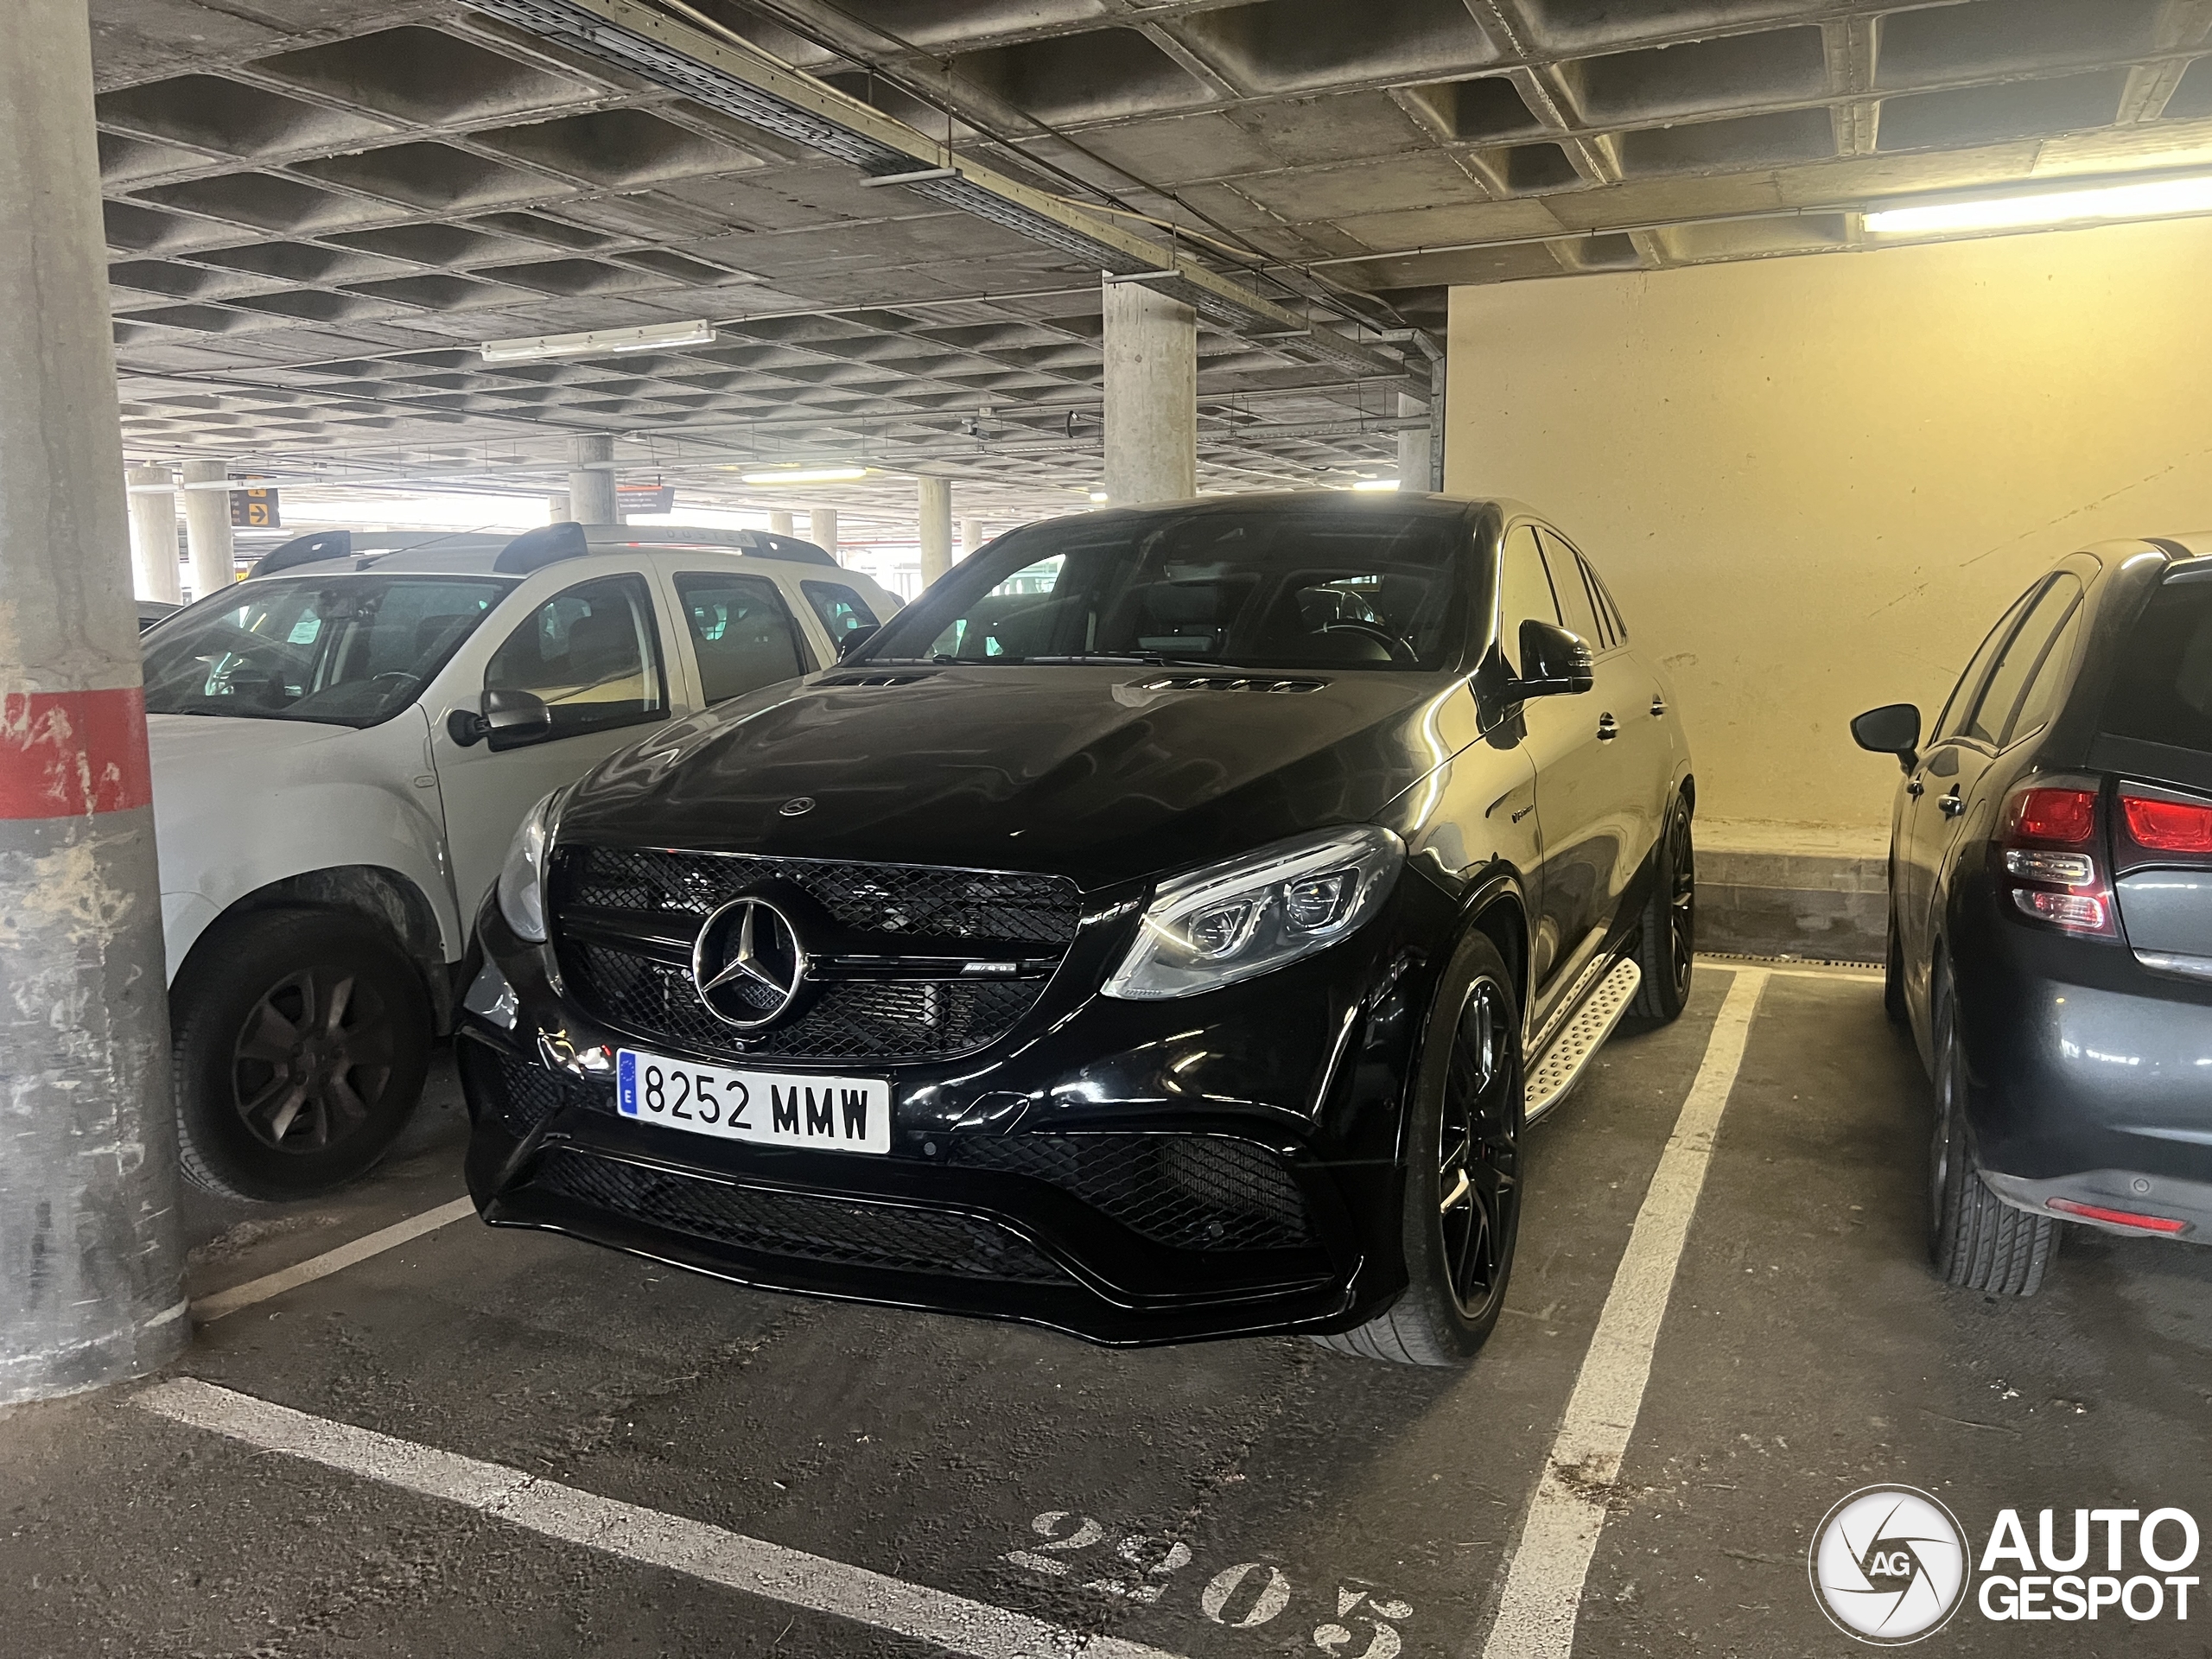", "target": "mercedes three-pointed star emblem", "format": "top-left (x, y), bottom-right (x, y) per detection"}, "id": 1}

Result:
top-left (690, 895), bottom-right (808, 1029)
